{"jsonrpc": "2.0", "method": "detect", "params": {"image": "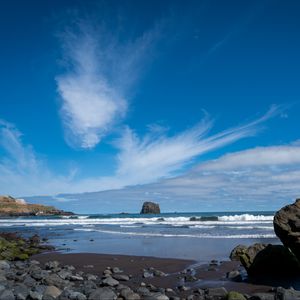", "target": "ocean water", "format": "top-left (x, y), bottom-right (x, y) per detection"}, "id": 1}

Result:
top-left (0, 211), bottom-right (279, 262)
